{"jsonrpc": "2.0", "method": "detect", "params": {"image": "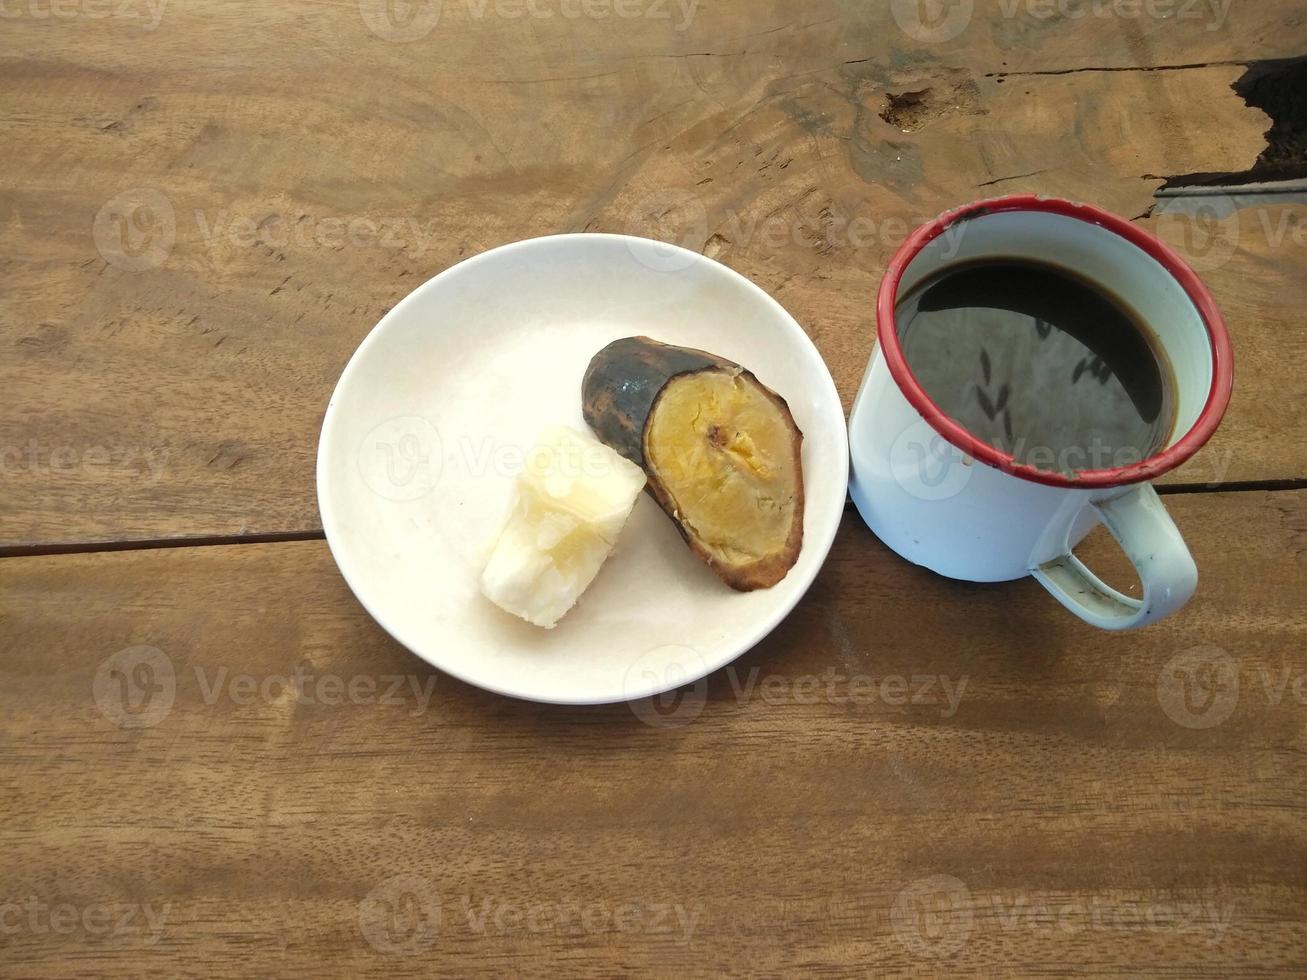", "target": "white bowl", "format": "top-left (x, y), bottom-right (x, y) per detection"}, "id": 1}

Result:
top-left (317, 234), bottom-right (848, 704)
